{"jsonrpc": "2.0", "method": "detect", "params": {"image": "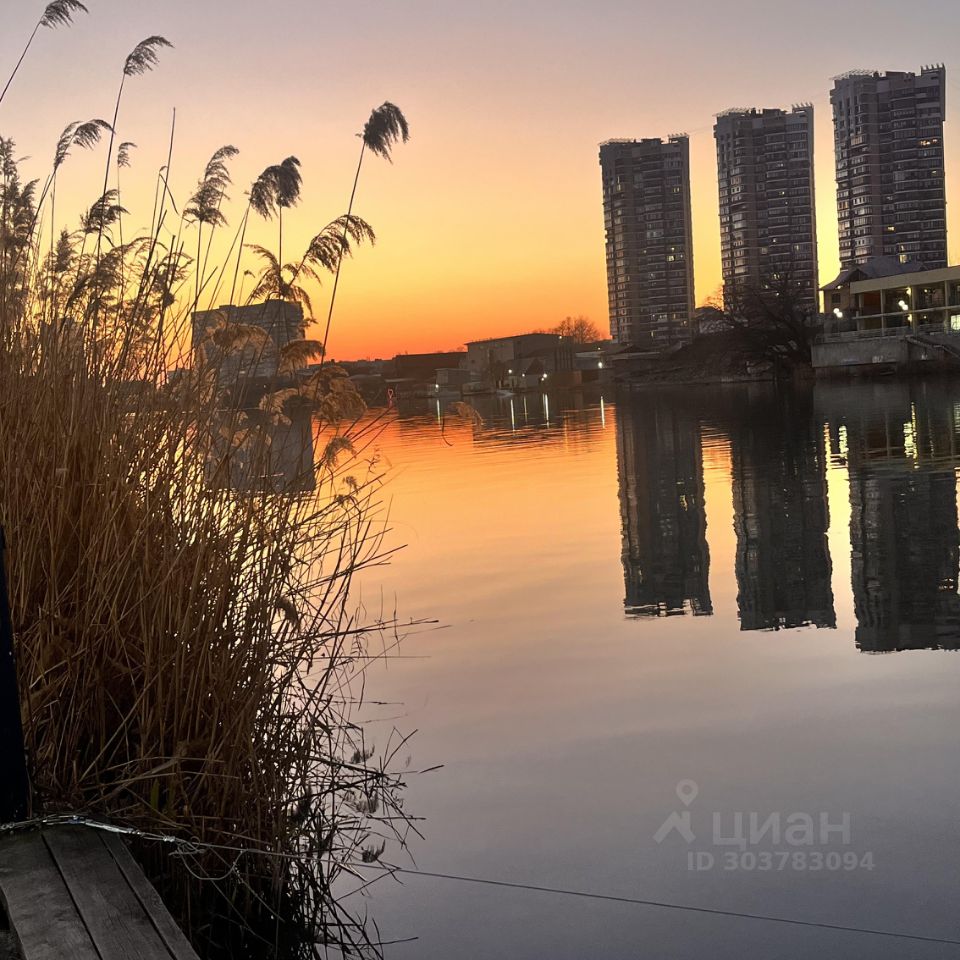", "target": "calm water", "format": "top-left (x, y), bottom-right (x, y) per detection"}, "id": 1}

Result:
top-left (351, 380), bottom-right (960, 959)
